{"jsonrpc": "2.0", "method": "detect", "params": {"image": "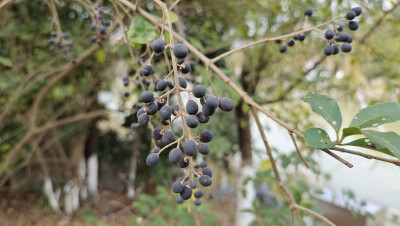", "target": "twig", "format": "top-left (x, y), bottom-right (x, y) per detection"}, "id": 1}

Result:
top-left (295, 204), bottom-right (335, 226)
top-left (321, 149), bottom-right (353, 168)
top-left (288, 131), bottom-right (309, 168)
top-left (168, 0), bottom-right (180, 11)
top-left (249, 106), bottom-right (302, 225)
top-left (211, 16), bottom-right (344, 63)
